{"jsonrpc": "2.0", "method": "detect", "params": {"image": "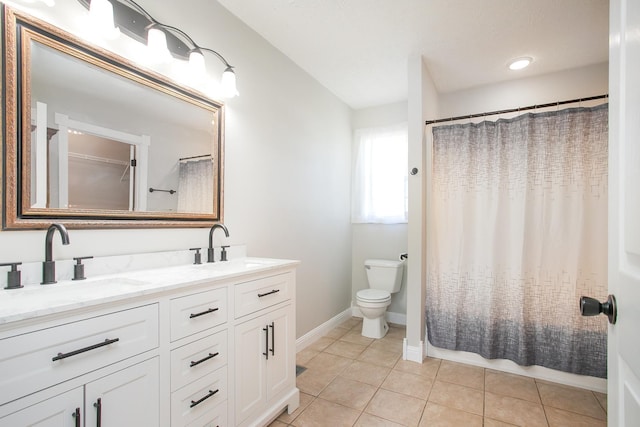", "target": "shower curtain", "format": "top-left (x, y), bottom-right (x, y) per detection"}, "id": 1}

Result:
top-left (426, 104), bottom-right (608, 378)
top-left (177, 158), bottom-right (213, 213)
